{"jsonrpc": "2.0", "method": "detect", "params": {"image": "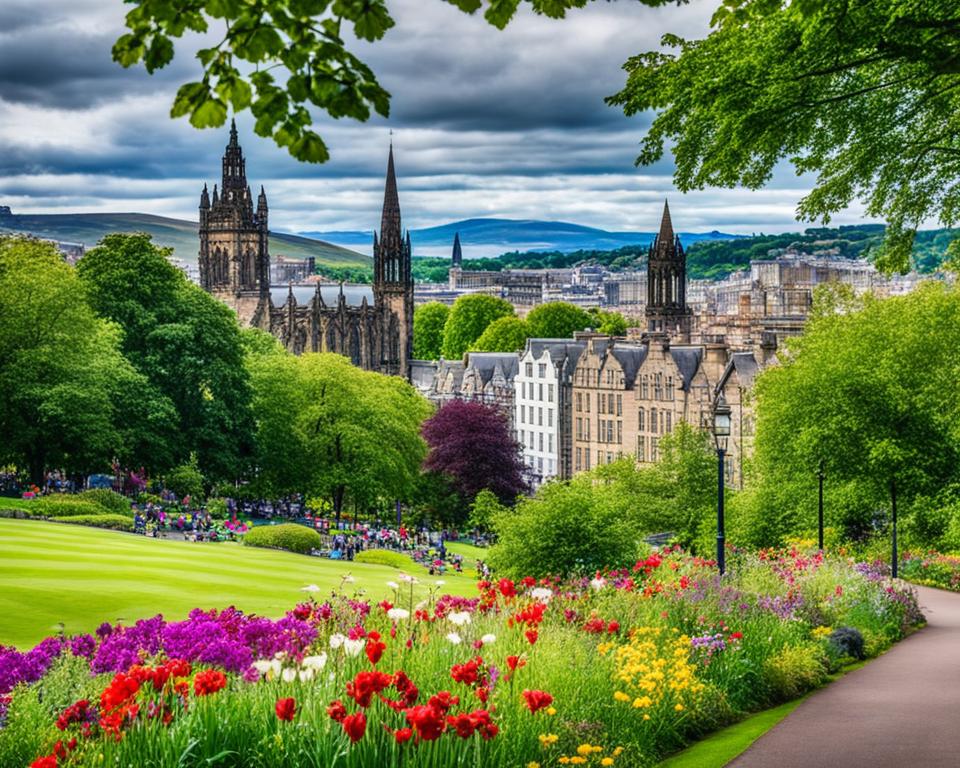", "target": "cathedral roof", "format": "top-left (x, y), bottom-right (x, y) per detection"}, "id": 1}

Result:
top-left (270, 284), bottom-right (374, 309)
